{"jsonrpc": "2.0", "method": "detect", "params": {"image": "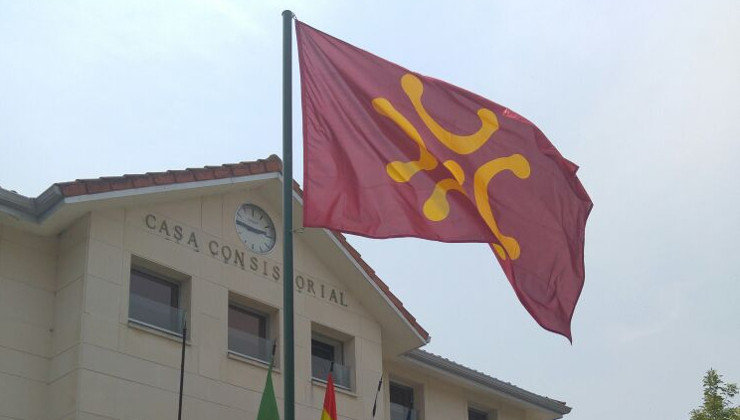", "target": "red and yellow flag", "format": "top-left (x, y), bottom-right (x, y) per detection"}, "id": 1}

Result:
top-left (320, 373), bottom-right (337, 420)
top-left (296, 21), bottom-right (592, 341)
